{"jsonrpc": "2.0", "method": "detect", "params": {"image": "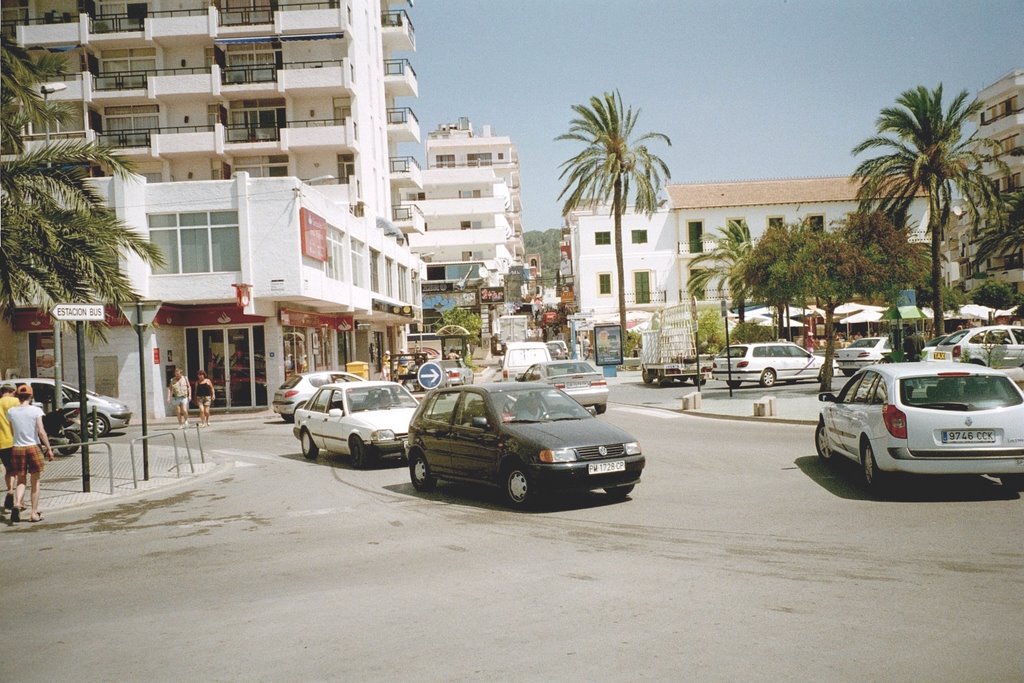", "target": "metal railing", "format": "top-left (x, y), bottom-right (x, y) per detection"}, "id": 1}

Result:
top-left (389, 156), bottom-right (420, 173)
top-left (277, 0), bottom-right (340, 10)
top-left (386, 107), bottom-right (418, 126)
top-left (225, 124), bottom-right (280, 143)
top-left (218, 6), bottom-right (273, 26)
top-left (381, 9), bottom-right (415, 41)
top-left (288, 117), bottom-right (346, 128)
top-left (384, 58), bottom-right (416, 78)
top-left (625, 290), bottom-right (667, 305)
top-left (282, 58), bottom-right (344, 70)
top-left (392, 204), bottom-right (423, 222)
top-left (94, 71), bottom-right (148, 90)
top-left (97, 130), bottom-right (153, 147)
top-left (91, 14), bottom-right (145, 33)
top-left (222, 64), bottom-right (278, 85)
